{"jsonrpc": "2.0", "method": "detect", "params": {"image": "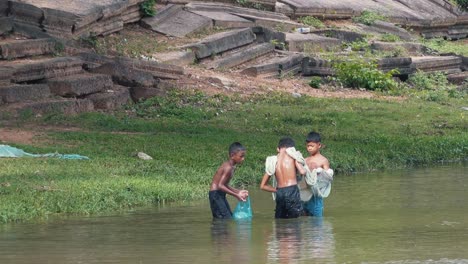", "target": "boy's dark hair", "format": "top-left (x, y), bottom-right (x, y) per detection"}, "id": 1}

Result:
top-left (229, 142), bottom-right (245, 155)
top-left (306, 131), bottom-right (321, 143)
top-left (278, 137), bottom-right (295, 148)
